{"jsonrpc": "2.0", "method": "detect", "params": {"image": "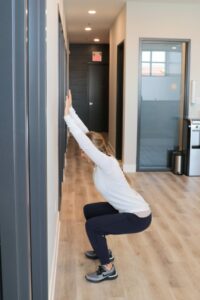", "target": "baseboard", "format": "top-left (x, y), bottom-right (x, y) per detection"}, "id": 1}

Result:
top-left (123, 164), bottom-right (136, 173)
top-left (49, 214), bottom-right (60, 300)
